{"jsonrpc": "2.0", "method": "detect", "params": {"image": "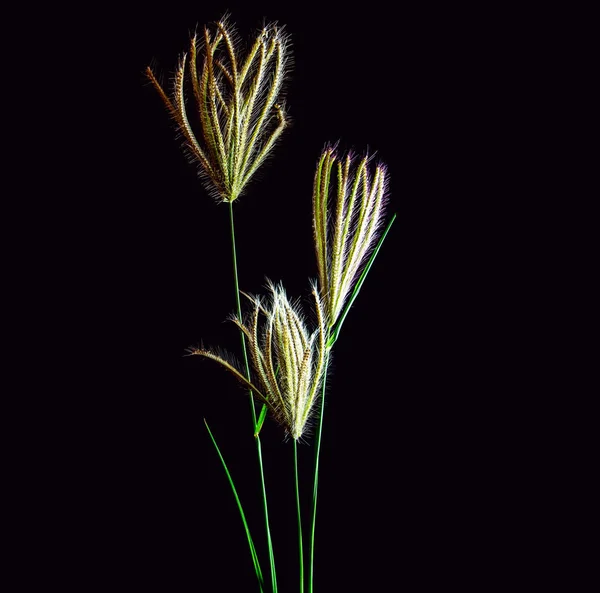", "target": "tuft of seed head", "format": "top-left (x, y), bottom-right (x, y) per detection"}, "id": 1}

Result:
top-left (190, 281), bottom-right (329, 440)
top-left (312, 144), bottom-right (389, 327)
top-left (146, 17), bottom-right (292, 203)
